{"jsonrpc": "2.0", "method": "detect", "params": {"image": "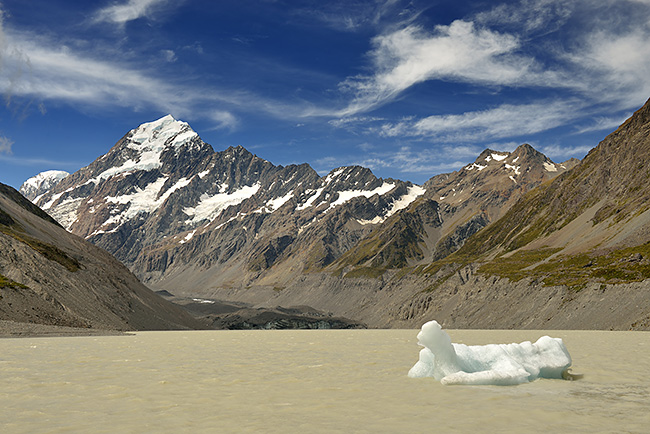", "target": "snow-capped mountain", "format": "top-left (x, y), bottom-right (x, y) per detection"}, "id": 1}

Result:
top-left (19, 170), bottom-right (69, 202)
top-left (35, 115), bottom-right (423, 292)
